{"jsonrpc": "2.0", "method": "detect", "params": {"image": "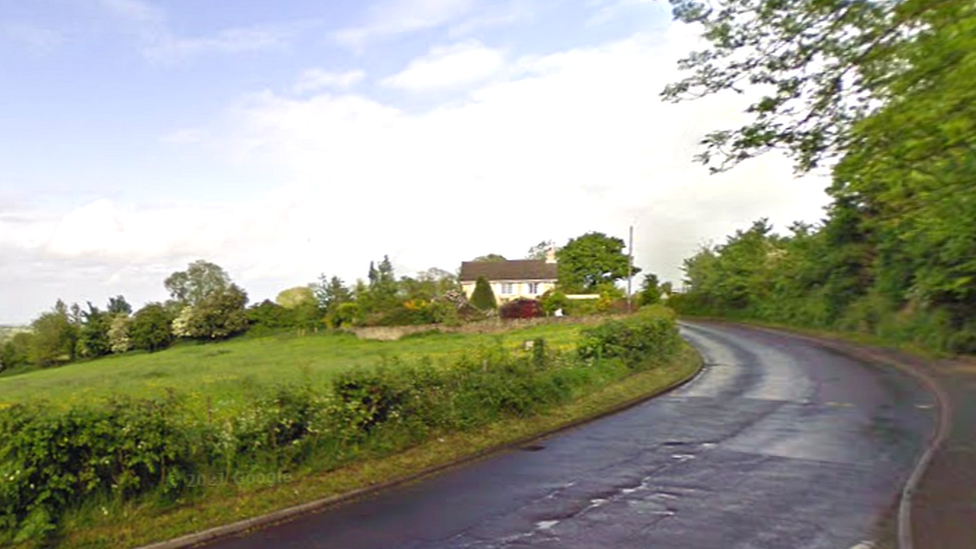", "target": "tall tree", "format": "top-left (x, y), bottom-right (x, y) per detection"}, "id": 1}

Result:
top-left (130, 303), bottom-right (174, 352)
top-left (400, 268), bottom-right (459, 302)
top-left (314, 275), bottom-right (353, 314)
top-left (276, 286), bottom-right (316, 309)
top-left (77, 302), bottom-right (111, 358)
top-left (470, 276), bottom-right (498, 311)
top-left (107, 295), bottom-right (133, 315)
top-left (164, 260), bottom-right (232, 306)
top-left (363, 255), bottom-right (399, 313)
top-left (526, 241), bottom-right (557, 260)
top-left (556, 232), bottom-right (639, 292)
top-left (638, 273), bottom-right (662, 306)
top-left (29, 300), bottom-right (78, 366)
top-left (173, 285), bottom-right (249, 340)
